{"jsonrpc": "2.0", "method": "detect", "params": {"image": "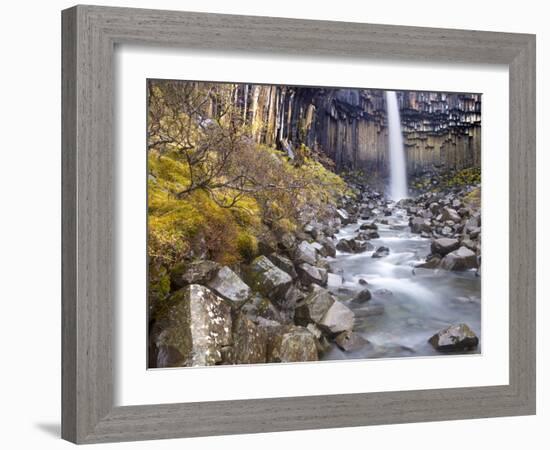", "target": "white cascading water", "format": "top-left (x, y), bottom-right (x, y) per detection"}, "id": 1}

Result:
top-left (385, 91), bottom-right (408, 201)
